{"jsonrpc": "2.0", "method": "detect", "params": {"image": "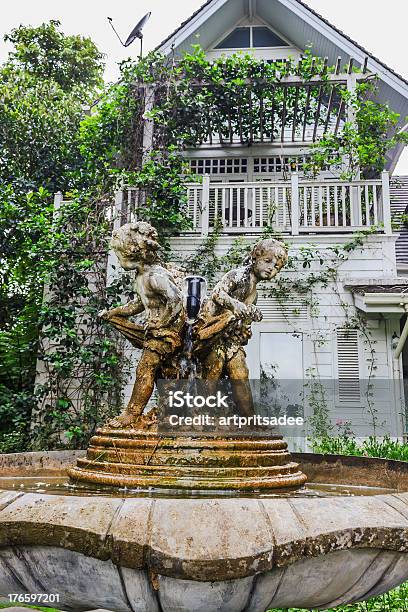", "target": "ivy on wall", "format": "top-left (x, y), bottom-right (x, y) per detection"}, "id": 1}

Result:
top-left (185, 224), bottom-right (382, 442)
